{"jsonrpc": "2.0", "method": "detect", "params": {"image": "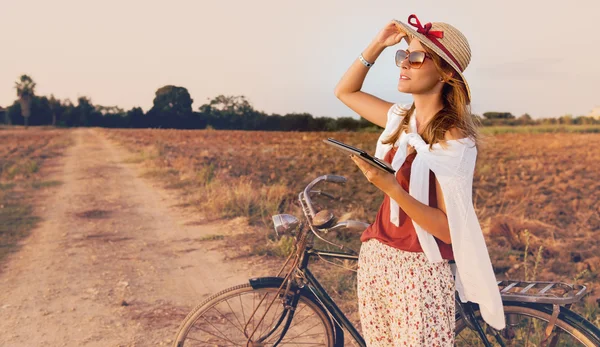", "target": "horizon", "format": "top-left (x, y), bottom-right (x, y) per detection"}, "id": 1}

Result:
top-left (1, 87), bottom-right (597, 121)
